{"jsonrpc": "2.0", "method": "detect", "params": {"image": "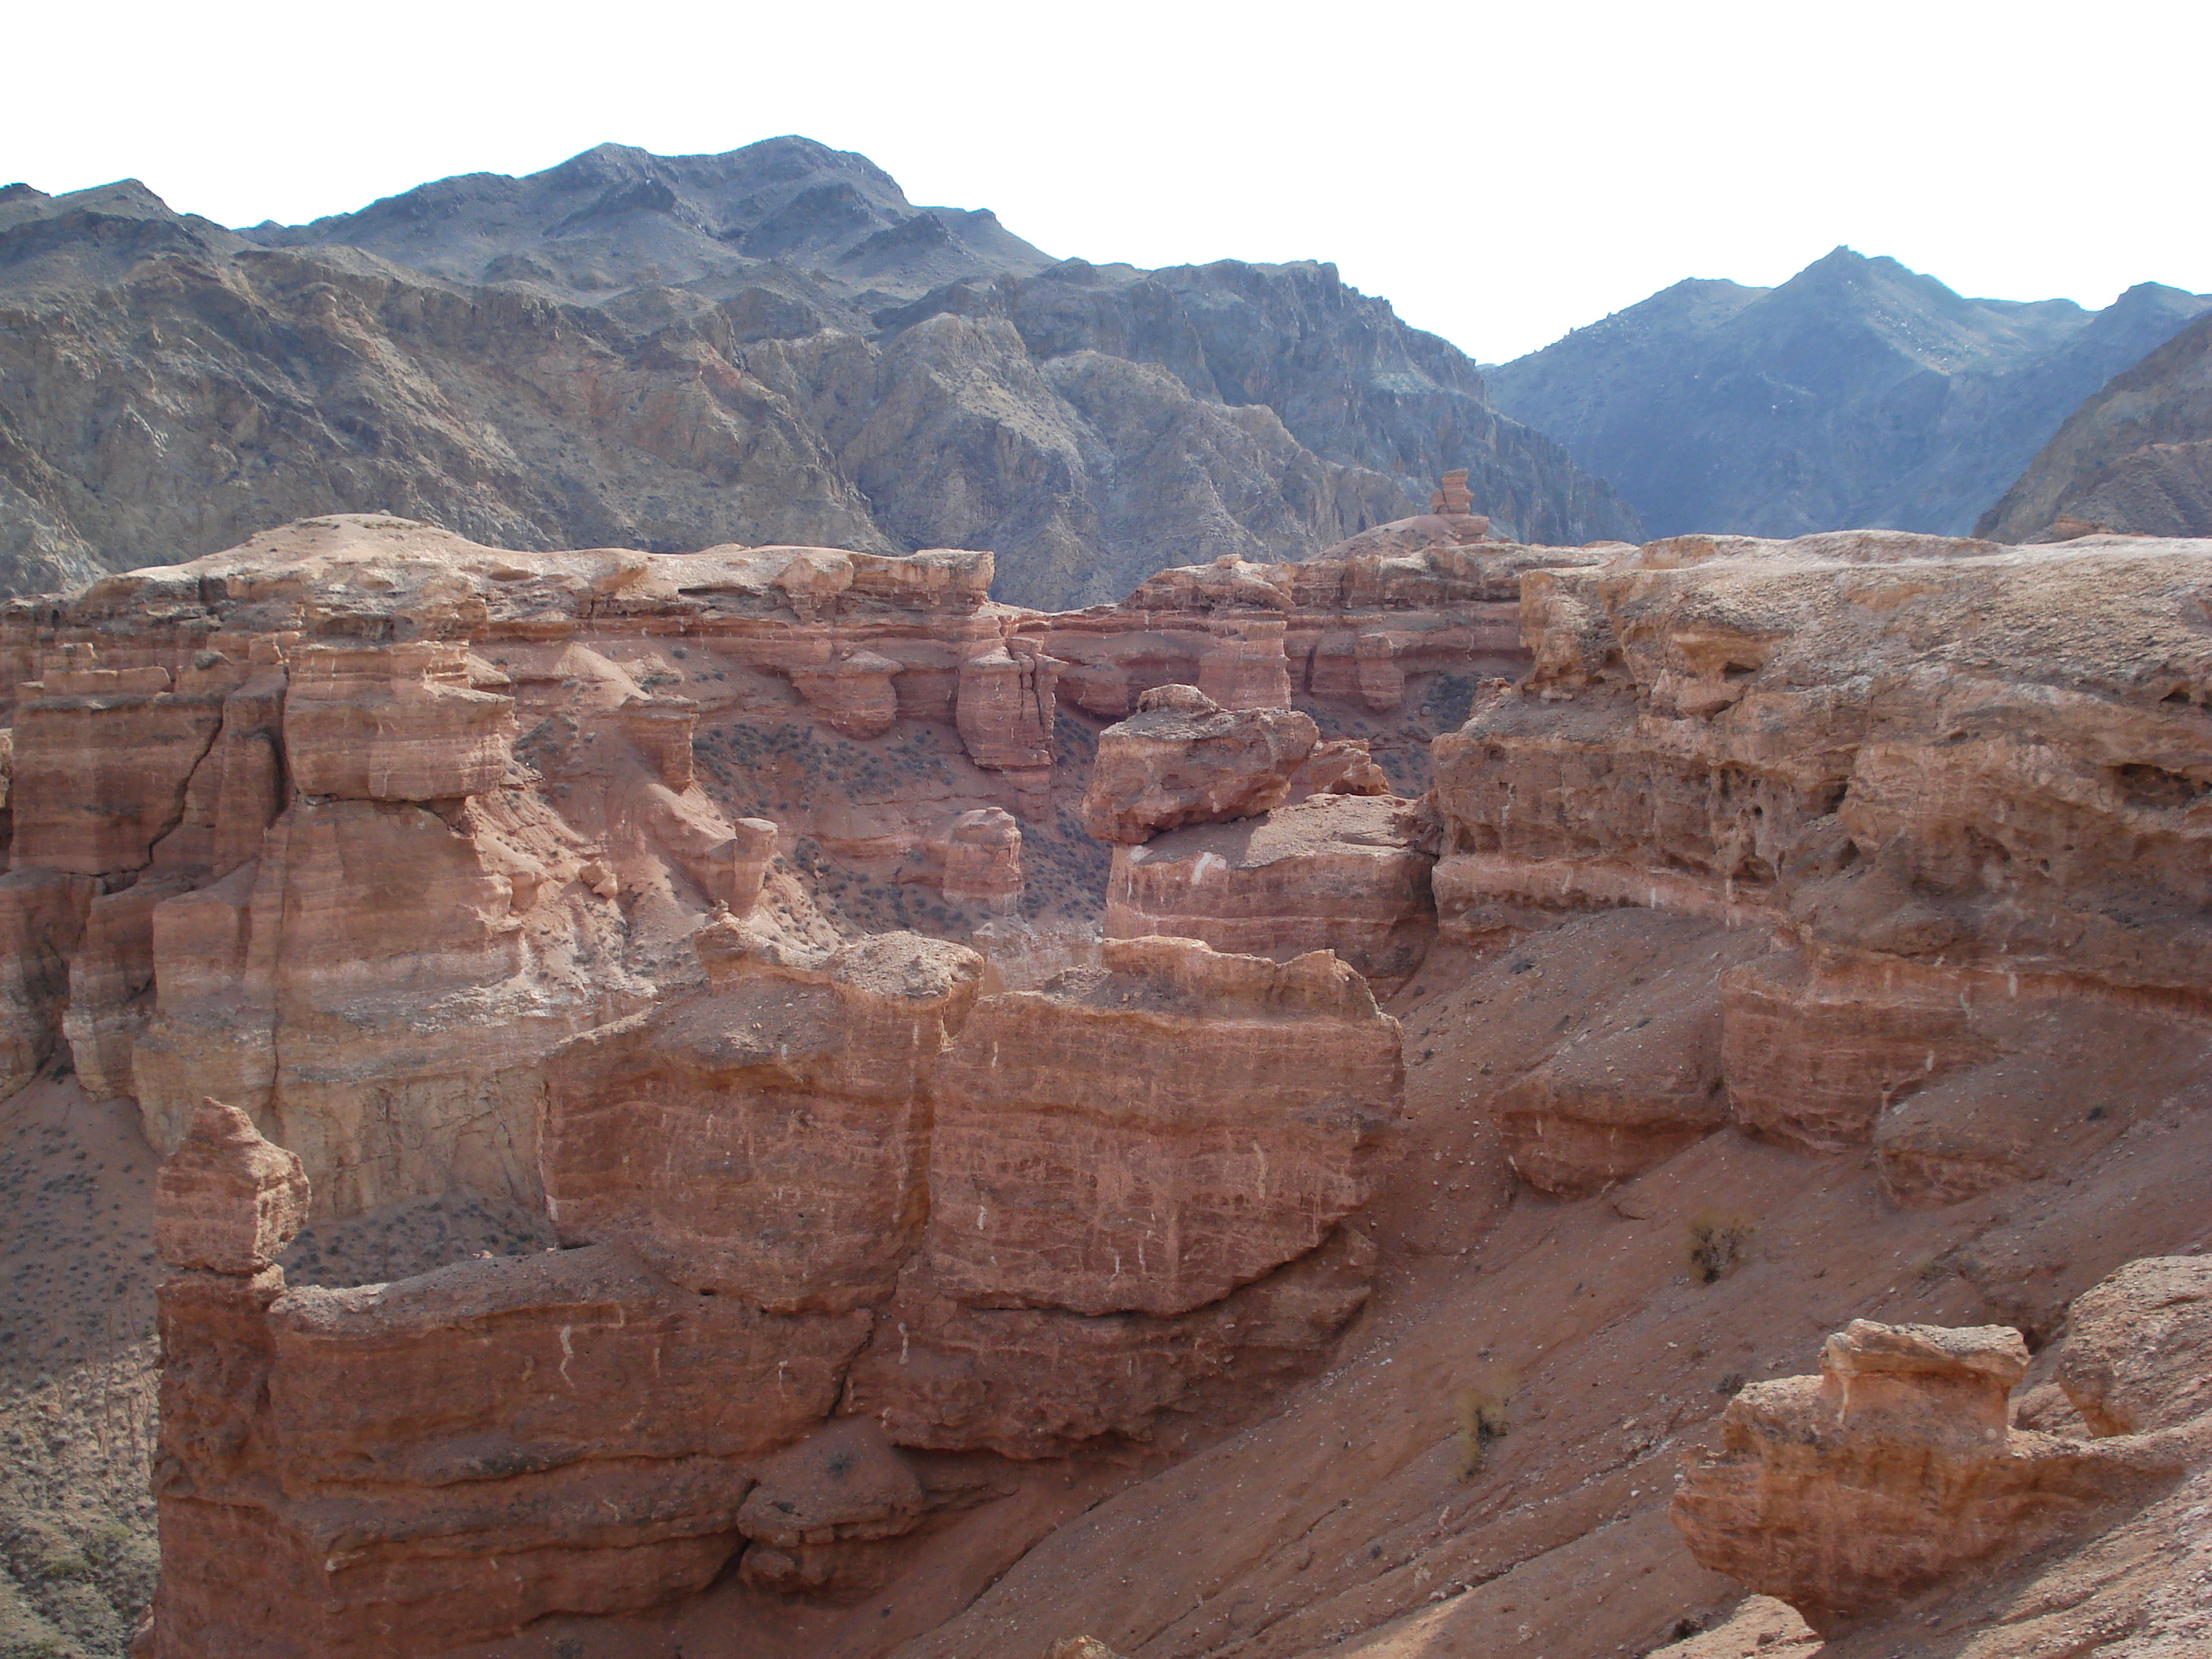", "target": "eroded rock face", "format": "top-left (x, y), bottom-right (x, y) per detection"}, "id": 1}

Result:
top-left (2, 516), bottom-right (1583, 1220)
top-left (145, 921), bottom-right (1397, 1653)
top-left (1081, 686), bottom-right (1318, 845)
top-left (790, 648), bottom-right (904, 738)
top-left (1291, 737), bottom-right (1393, 799)
top-left (1104, 793), bottom-right (1436, 988)
top-left (938, 806), bottom-right (1024, 910)
top-left (0, 523), bottom-right (1067, 1217)
top-left (542, 930), bottom-right (984, 1312)
top-left (1057, 539), bottom-right (1594, 742)
top-left (153, 1244), bottom-right (866, 1658)
top-left (957, 635), bottom-right (1063, 775)
top-left (1674, 1320), bottom-right (2038, 1629)
top-left (925, 935), bottom-right (1397, 1318)
top-left (282, 642), bottom-right (515, 801)
top-left (8, 648), bottom-right (228, 876)
top-left (1429, 531), bottom-right (2212, 1194)
top-left (1434, 532), bottom-right (2212, 992)
top-left (846, 1223), bottom-right (1378, 1459)
top-left (1671, 1287), bottom-right (2202, 1634)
